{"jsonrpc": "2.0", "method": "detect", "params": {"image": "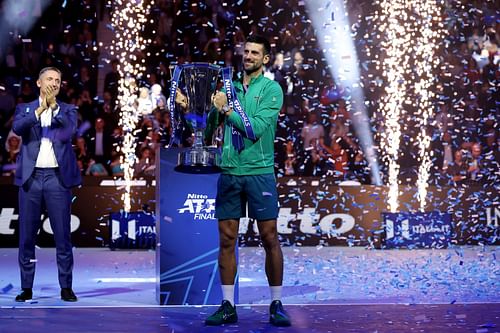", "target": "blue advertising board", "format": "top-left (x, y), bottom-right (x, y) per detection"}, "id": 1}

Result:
top-left (109, 211), bottom-right (156, 249)
top-left (156, 148), bottom-right (236, 305)
top-left (382, 211), bottom-right (453, 249)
